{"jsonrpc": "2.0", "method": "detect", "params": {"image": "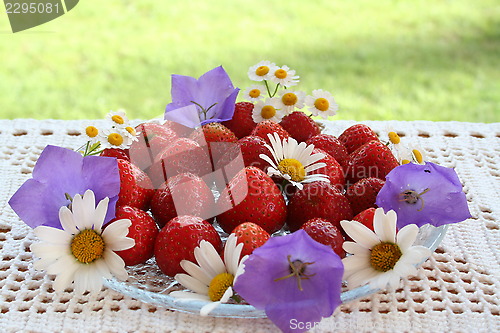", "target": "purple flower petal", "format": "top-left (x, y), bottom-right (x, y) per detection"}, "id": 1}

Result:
top-left (9, 145), bottom-right (120, 229)
top-left (376, 162), bottom-right (471, 228)
top-left (164, 66), bottom-right (239, 128)
top-left (234, 230), bottom-right (343, 333)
